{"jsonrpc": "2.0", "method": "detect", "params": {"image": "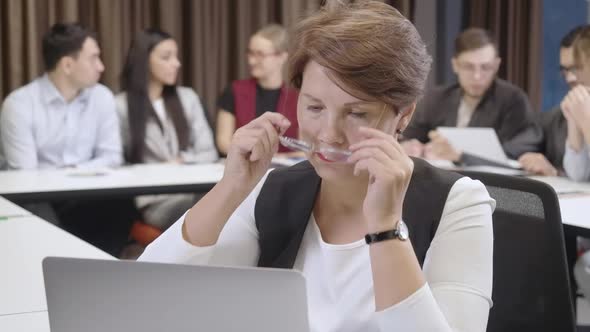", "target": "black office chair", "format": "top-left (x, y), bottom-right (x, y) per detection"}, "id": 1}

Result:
top-left (457, 170), bottom-right (575, 332)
